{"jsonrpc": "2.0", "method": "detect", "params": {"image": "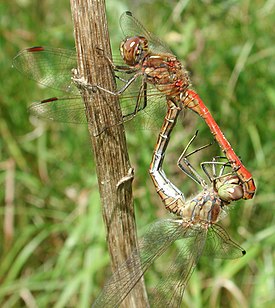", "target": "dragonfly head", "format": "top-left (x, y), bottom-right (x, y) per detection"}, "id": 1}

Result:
top-left (215, 175), bottom-right (244, 203)
top-left (120, 36), bottom-right (148, 66)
